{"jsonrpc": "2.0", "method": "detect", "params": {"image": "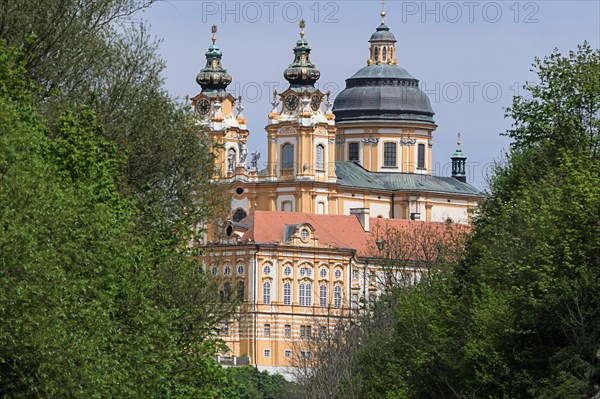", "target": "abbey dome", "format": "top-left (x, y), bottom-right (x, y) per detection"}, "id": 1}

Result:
top-left (333, 20), bottom-right (435, 124)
